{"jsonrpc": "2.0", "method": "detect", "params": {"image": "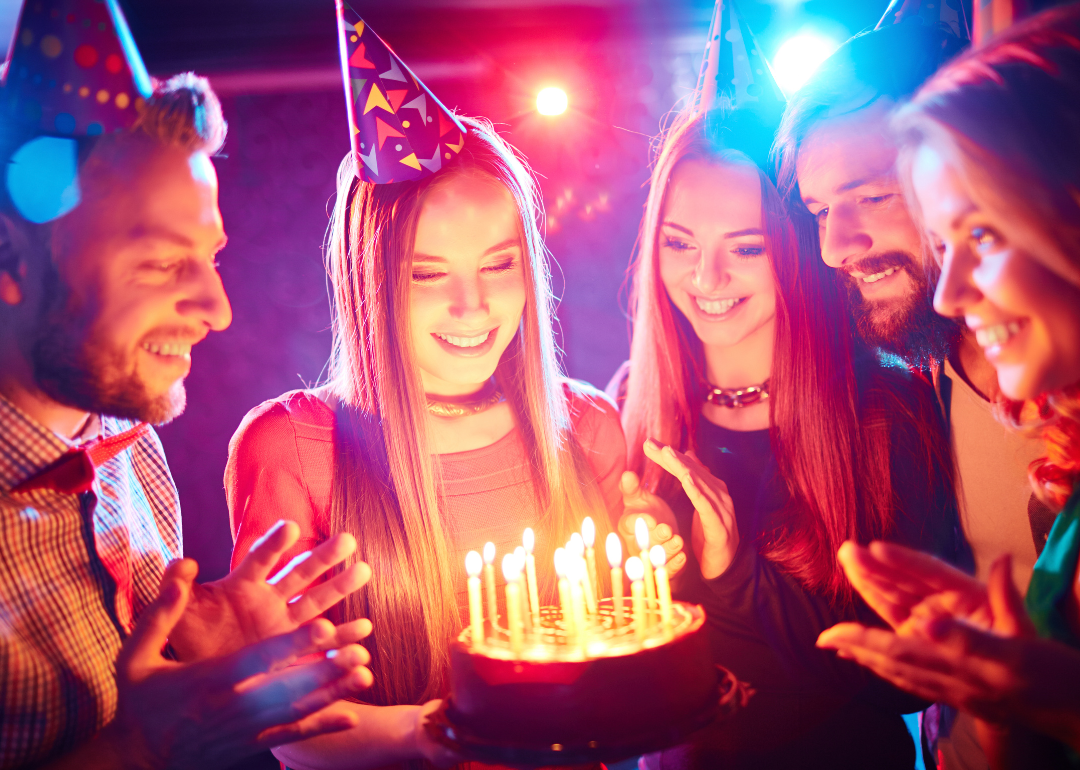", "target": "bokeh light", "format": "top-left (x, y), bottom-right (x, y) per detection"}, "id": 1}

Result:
top-left (772, 33), bottom-right (841, 96)
top-left (536, 86), bottom-right (568, 116)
